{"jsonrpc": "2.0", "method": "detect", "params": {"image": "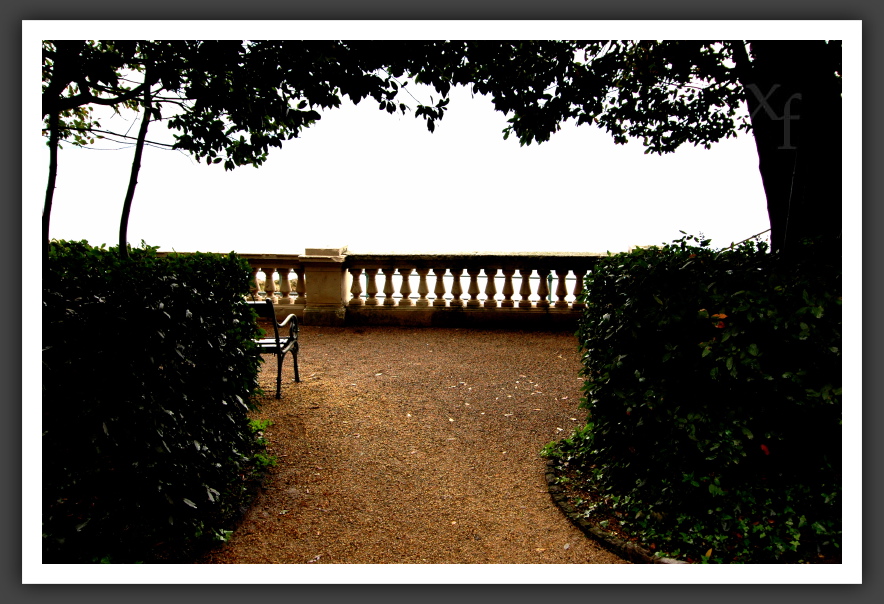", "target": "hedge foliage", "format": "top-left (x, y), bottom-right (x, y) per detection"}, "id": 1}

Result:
top-left (42, 241), bottom-right (263, 563)
top-left (546, 234), bottom-right (841, 563)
